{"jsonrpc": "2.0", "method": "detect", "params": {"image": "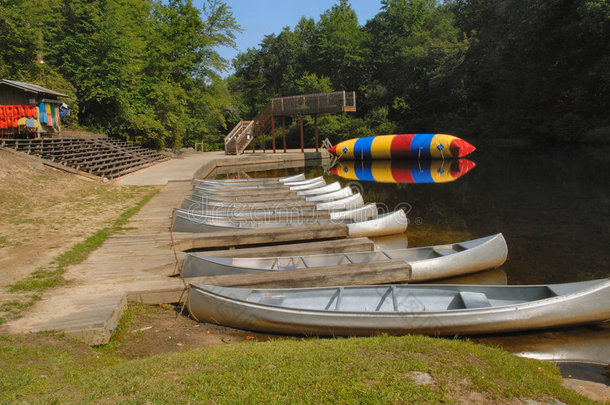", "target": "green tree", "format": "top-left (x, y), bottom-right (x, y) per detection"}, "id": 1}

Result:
top-left (314, 0), bottom-right (369, 91)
